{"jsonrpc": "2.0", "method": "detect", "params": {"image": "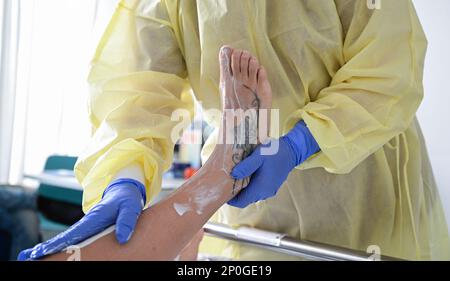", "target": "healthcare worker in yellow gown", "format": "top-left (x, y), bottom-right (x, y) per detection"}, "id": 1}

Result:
top-left (20, 0), bottom-right (450, 261)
